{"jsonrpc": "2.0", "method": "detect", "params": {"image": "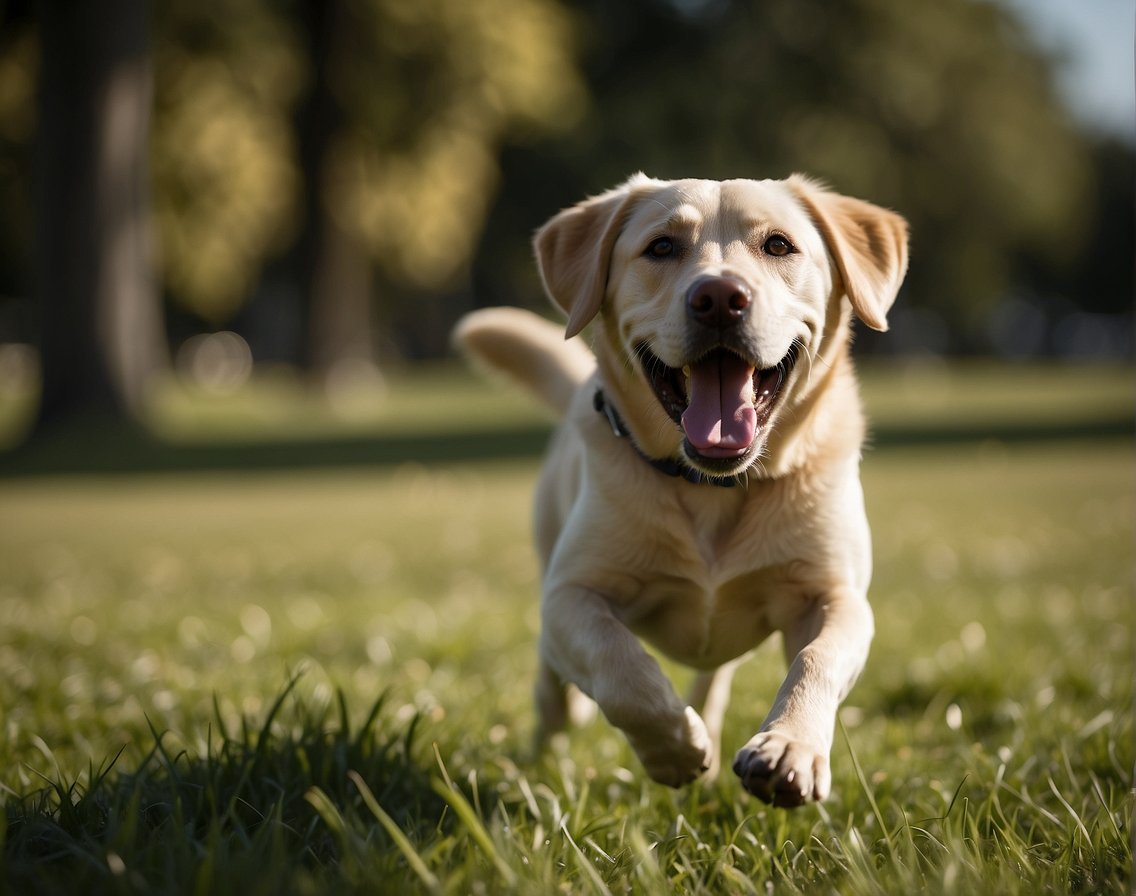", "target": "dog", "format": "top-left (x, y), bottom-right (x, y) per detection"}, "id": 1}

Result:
top-left (454, 174), bottom-right (908, 806)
